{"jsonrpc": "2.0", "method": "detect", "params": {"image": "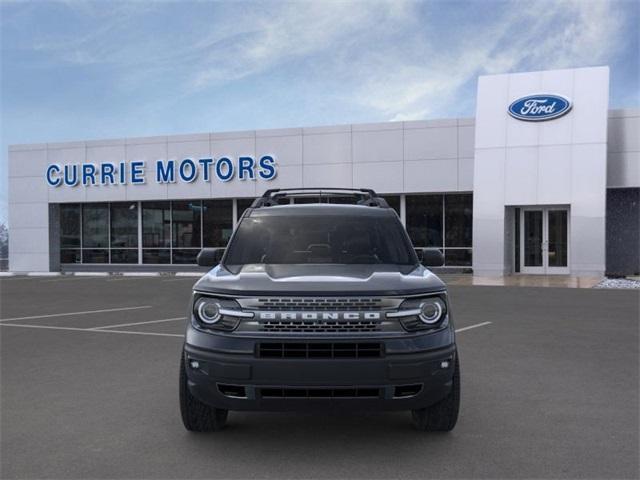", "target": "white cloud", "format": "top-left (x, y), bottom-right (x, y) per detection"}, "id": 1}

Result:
top-left (350, 0), bottom-right (626, 121)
